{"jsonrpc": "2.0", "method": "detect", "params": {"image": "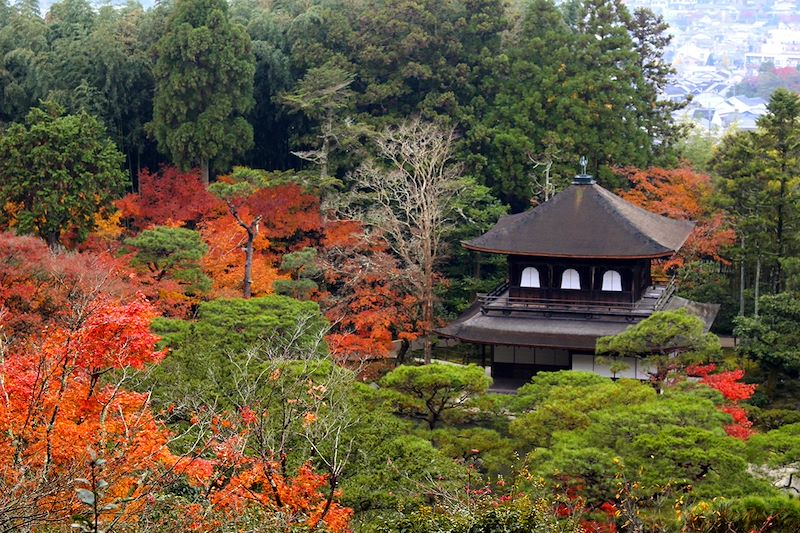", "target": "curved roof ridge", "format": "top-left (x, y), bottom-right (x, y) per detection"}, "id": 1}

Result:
top-left (463, 182), bottom-right (694, 259)
top-left (591, 185), bottom-right (693, 251)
